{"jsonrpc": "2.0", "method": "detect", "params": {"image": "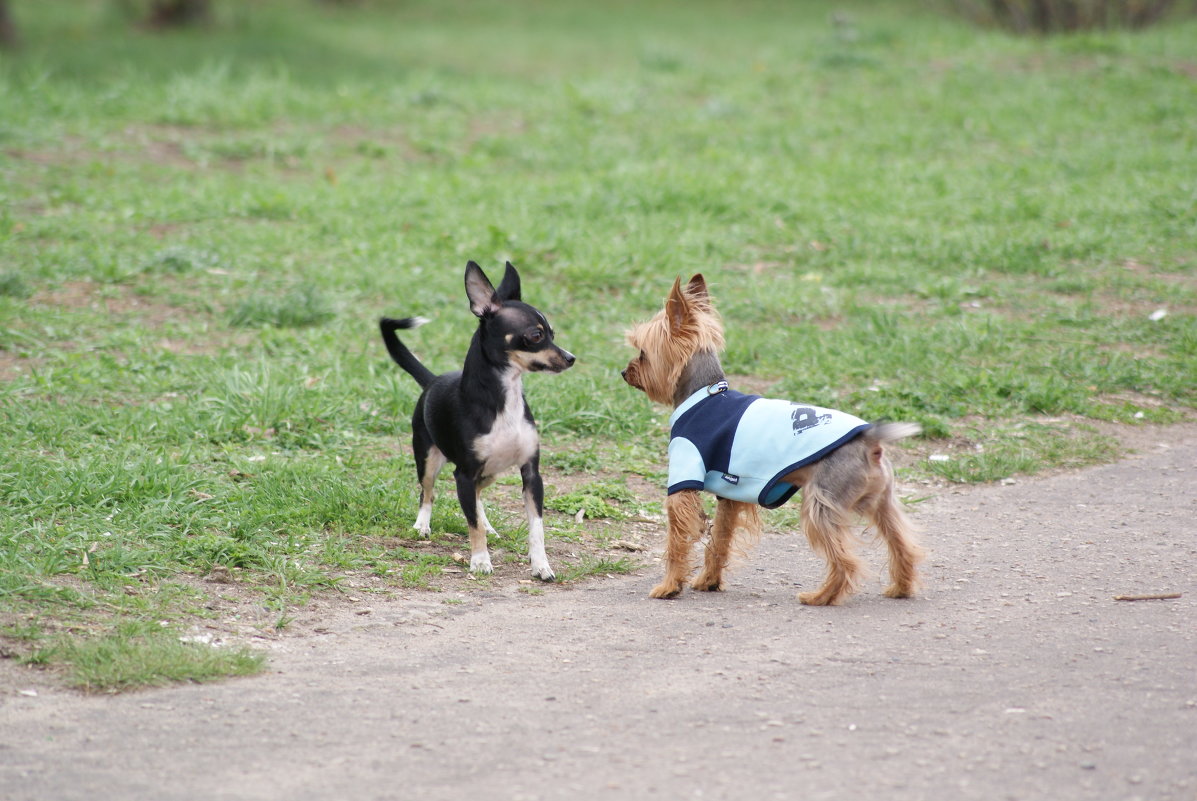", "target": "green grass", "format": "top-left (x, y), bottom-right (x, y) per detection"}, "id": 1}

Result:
top-left (25, 622), bottom-right (266, 693)
top-left (925, 420), bottom-right (1121, 482)
top-left (555, 555), bottom-right (640, 584)
top-left (1, 0), bottom-right (1195, 689)
top-left (545, 479), bottom-right (640, 520)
